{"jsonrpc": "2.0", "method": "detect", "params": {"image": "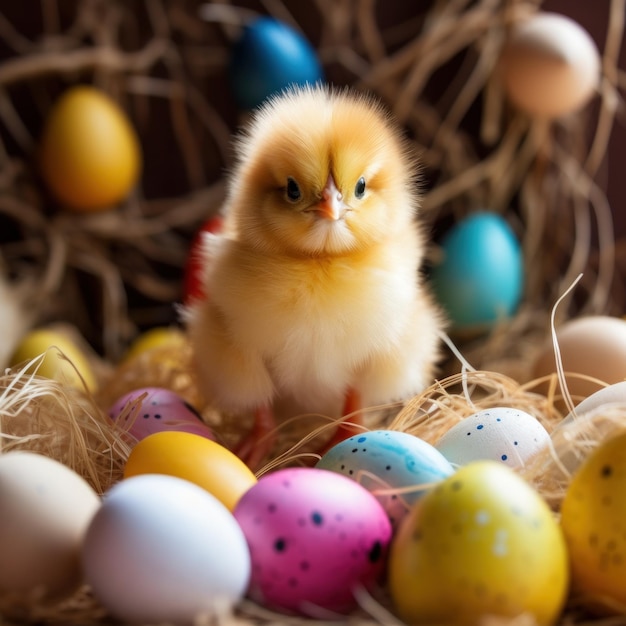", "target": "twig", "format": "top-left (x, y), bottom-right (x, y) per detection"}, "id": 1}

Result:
top-left (0, 38), bottom-right (169, 85)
